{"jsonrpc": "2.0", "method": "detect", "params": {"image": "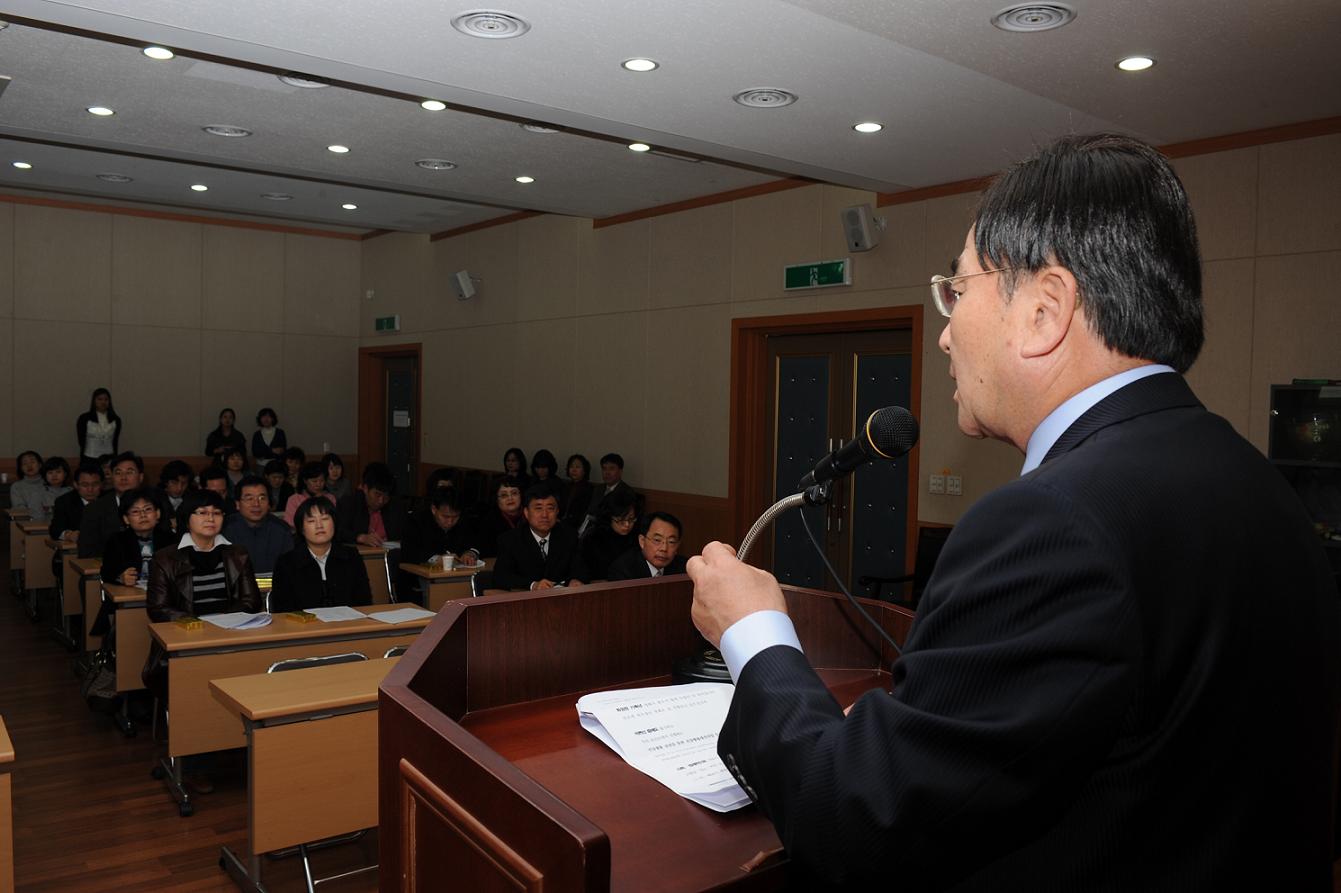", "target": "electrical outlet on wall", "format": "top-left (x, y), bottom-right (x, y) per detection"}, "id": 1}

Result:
top-left (929, 474), bottom-right (946, 494)
top-left (946, 475), bottom-right (963, 496)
